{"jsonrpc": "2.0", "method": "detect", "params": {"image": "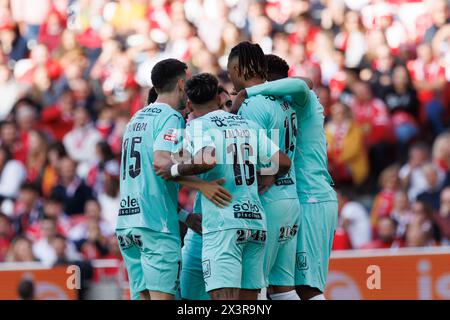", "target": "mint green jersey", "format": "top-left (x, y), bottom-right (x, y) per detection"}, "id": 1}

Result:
top-left (238, 93), bottom-right (298, 204)
top-left (184, 110), bottom-right (279, 234)
top-left (116, 103), bottom-right (185, 233)
top-left (246, 78), bottom-right (336, 203)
